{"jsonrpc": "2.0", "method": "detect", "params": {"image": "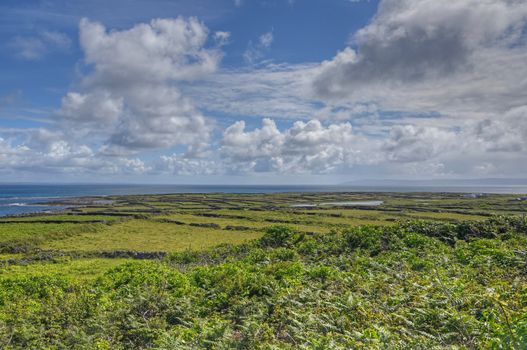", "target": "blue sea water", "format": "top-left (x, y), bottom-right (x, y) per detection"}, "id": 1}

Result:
top-left (0, 183), bottom-right (526, 217)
